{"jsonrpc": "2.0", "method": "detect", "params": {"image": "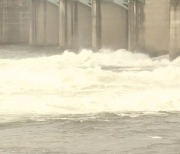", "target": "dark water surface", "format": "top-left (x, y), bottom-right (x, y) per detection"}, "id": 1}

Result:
top-left (0, 113), bottom-right (180, 154)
